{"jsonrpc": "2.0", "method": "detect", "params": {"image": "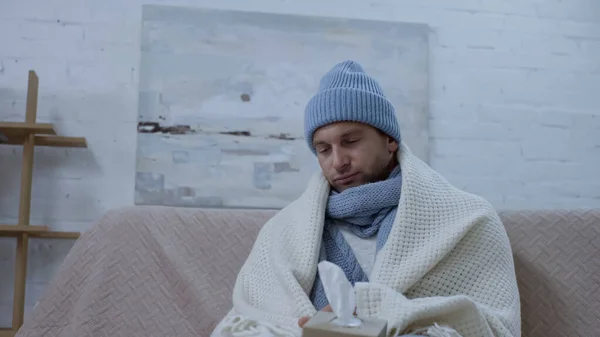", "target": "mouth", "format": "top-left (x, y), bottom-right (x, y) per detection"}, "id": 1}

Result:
top-left (334, 172), bottom-right (359, 185)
